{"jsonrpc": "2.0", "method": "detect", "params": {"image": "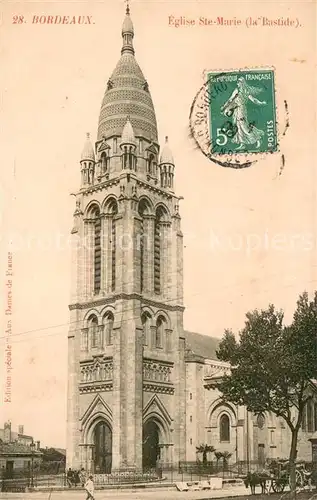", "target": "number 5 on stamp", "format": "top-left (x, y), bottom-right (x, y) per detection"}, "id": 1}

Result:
top-left (208, 69), bottom-right (278, 155)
